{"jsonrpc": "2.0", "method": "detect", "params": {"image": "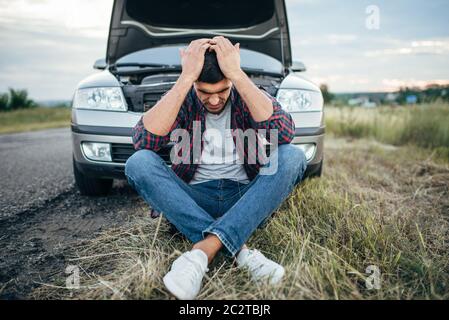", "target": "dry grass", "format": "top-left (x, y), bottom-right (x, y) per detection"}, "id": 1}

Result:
top-left (0, 107), bottom-right (71, 134)
top-left (32, 137), bottom-right (449, 300)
